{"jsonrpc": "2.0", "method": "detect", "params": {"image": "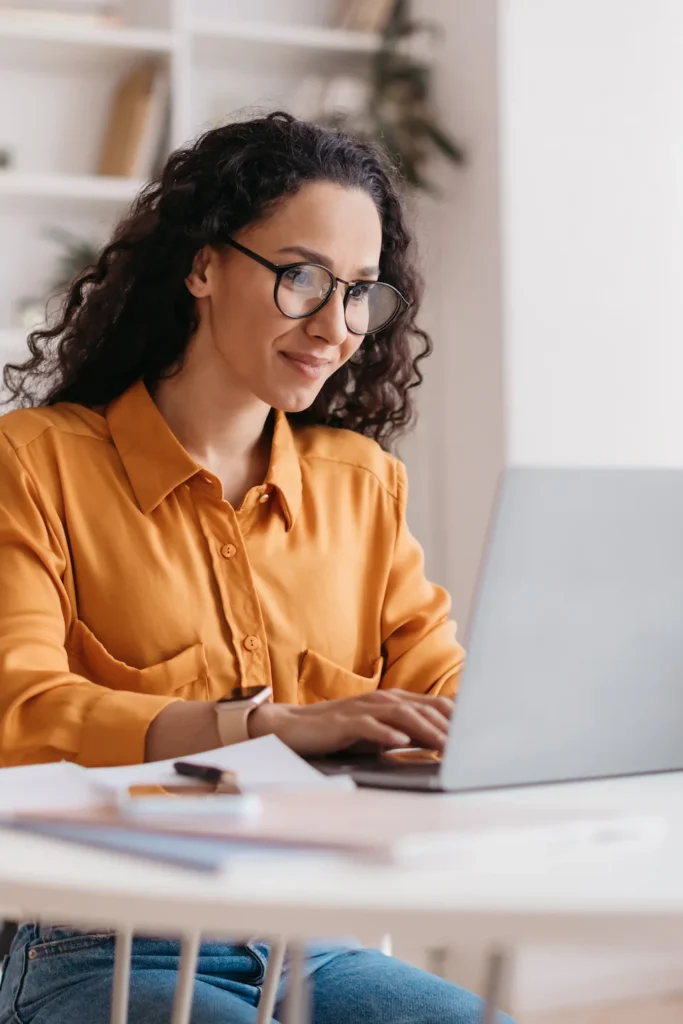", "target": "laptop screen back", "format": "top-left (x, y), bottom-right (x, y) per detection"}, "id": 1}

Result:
top-left (442, 467), bottom-right (683, 790)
